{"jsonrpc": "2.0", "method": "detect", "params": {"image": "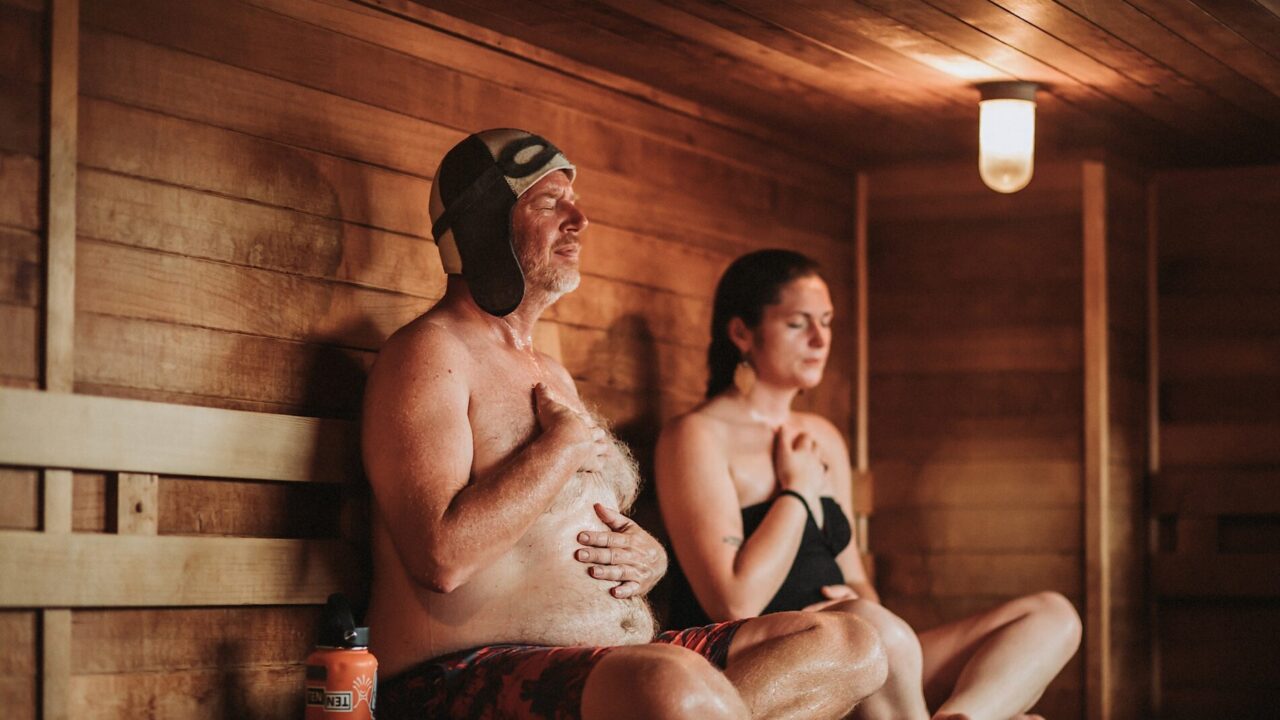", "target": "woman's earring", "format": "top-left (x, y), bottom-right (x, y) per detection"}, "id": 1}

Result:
top-left (733, 357), bottom-right (756, 396)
